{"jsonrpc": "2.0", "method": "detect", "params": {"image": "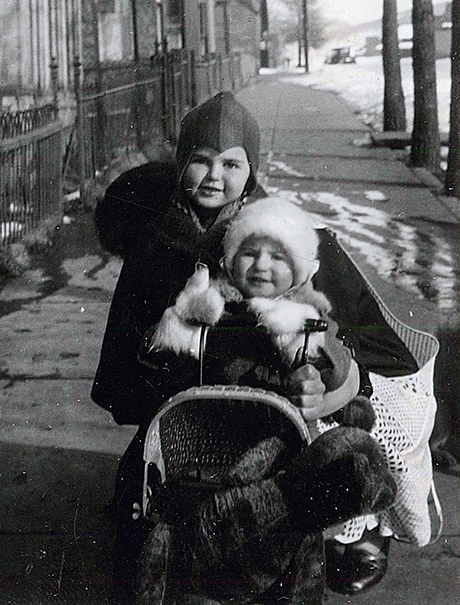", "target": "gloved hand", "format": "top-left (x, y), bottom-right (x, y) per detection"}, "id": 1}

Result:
top-left (310, 317), bottom-right (352, 393)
